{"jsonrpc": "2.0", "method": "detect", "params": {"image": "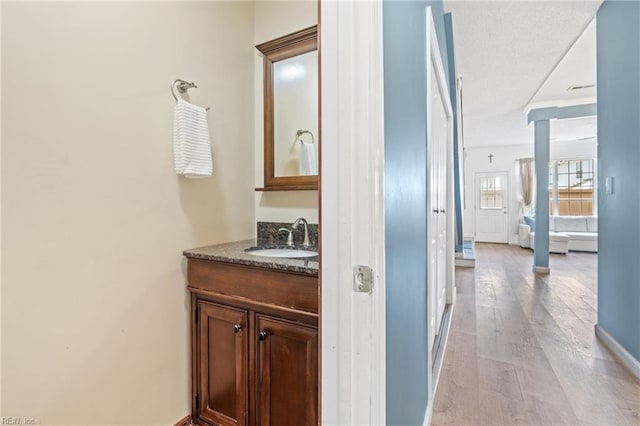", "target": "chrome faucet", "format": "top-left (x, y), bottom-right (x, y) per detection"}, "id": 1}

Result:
top-left (291, 217), bottom-right (311, 247)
